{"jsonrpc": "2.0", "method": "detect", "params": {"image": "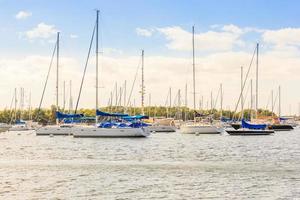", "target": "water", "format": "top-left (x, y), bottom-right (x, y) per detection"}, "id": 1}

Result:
top-left (1, 129), bottom-right (300, 199)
